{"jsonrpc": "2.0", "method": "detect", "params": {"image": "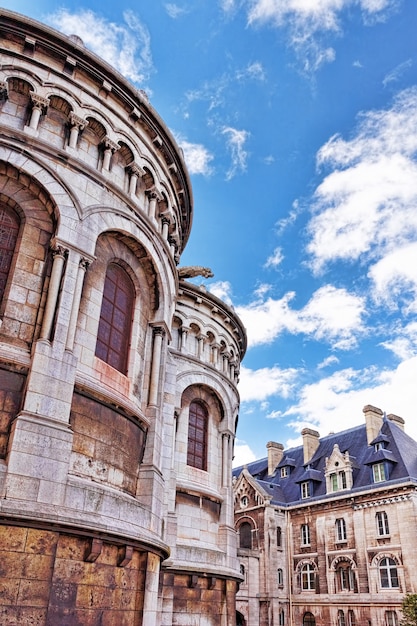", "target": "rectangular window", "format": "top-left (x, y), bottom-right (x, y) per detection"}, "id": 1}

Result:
top-left (340, 470), bottom-right (347, 489)
top-left (301, 481), bottom-right (310, 499)
top-left (281, 466), bottom-right (288, 478)
top-left (301, 523), bottom-right (310, 546)
top-left (376, 511), bottom-right (390, 536)
top-left (373, 463), bottom-right (386, 483)
top-left (331, 473), bottom-right (338, 491)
